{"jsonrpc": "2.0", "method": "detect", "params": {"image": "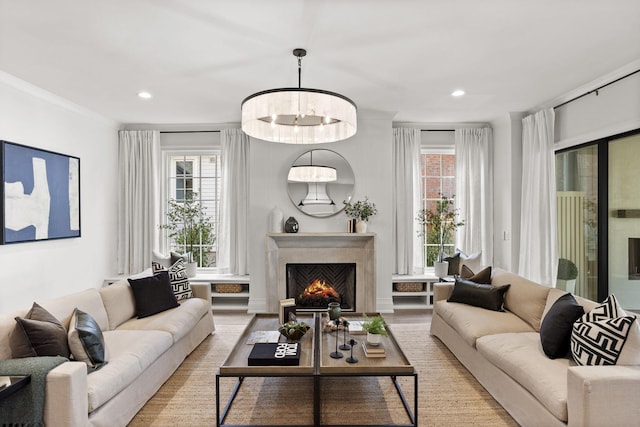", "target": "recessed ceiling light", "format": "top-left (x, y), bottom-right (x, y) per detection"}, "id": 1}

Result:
top-left (451, 89), bottom-right (465, 97)
top-left (138, 91), bottom-right (152, 99)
